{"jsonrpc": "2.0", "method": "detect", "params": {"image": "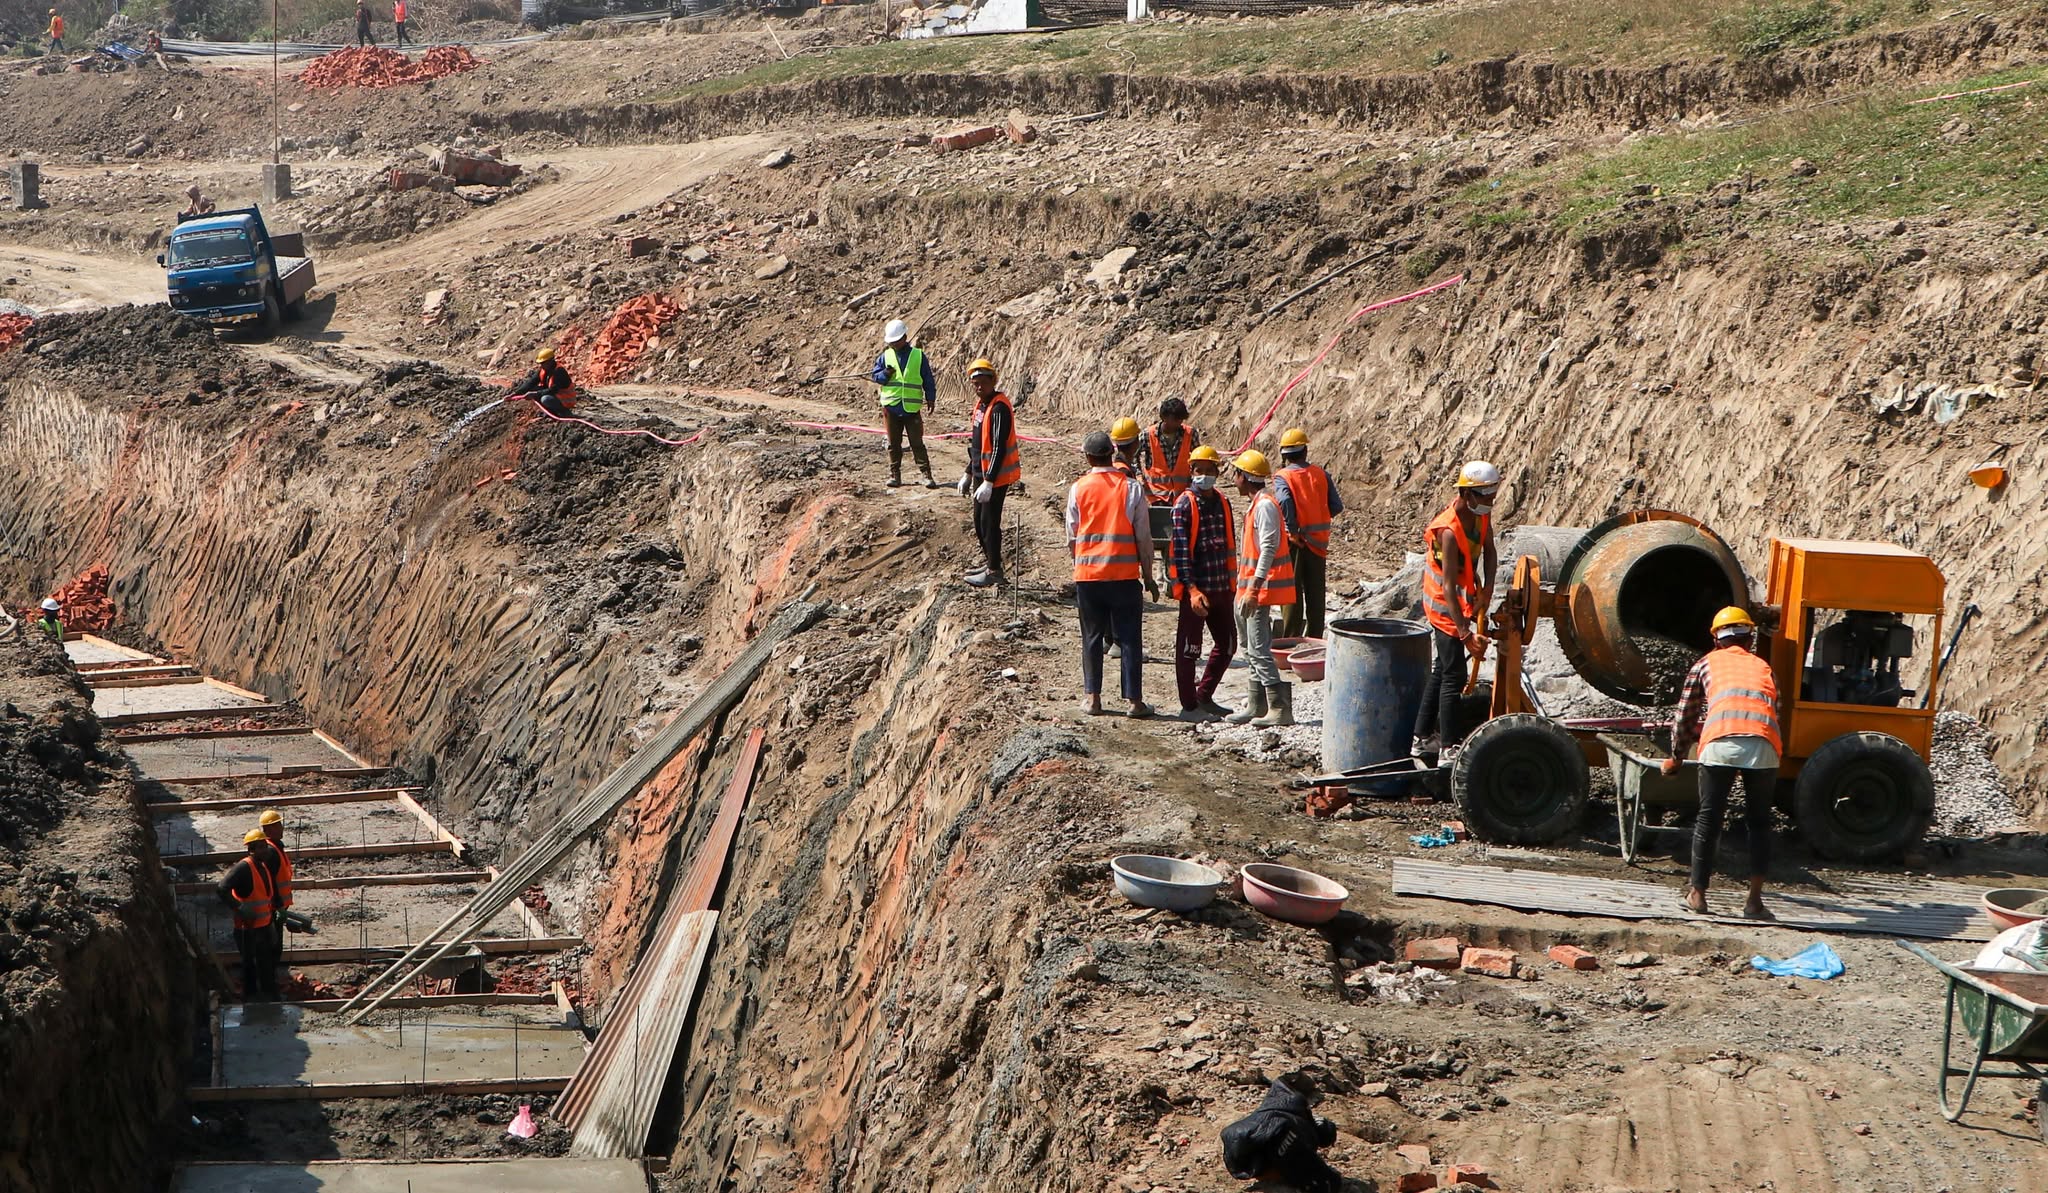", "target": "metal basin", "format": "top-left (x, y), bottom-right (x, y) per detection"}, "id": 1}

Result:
top-left (1241, 862), bottom-right (1348, 925)
top-left (1111, 854), bottom-right (1225, 912)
